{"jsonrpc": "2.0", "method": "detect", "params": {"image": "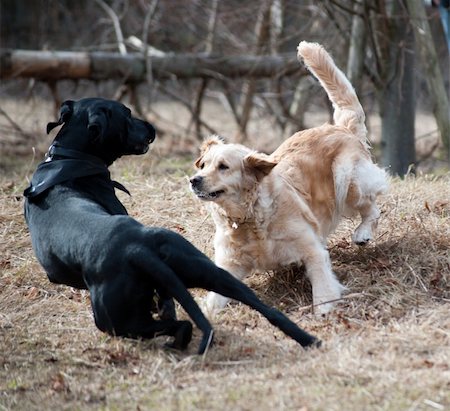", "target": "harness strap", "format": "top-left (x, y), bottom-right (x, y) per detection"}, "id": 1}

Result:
top-left (24, 143), bottom-right (131, 197)
top-left (47, 144), bottom-right (105, 166)
top-left (111, 180), bottom-right (131, 196)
